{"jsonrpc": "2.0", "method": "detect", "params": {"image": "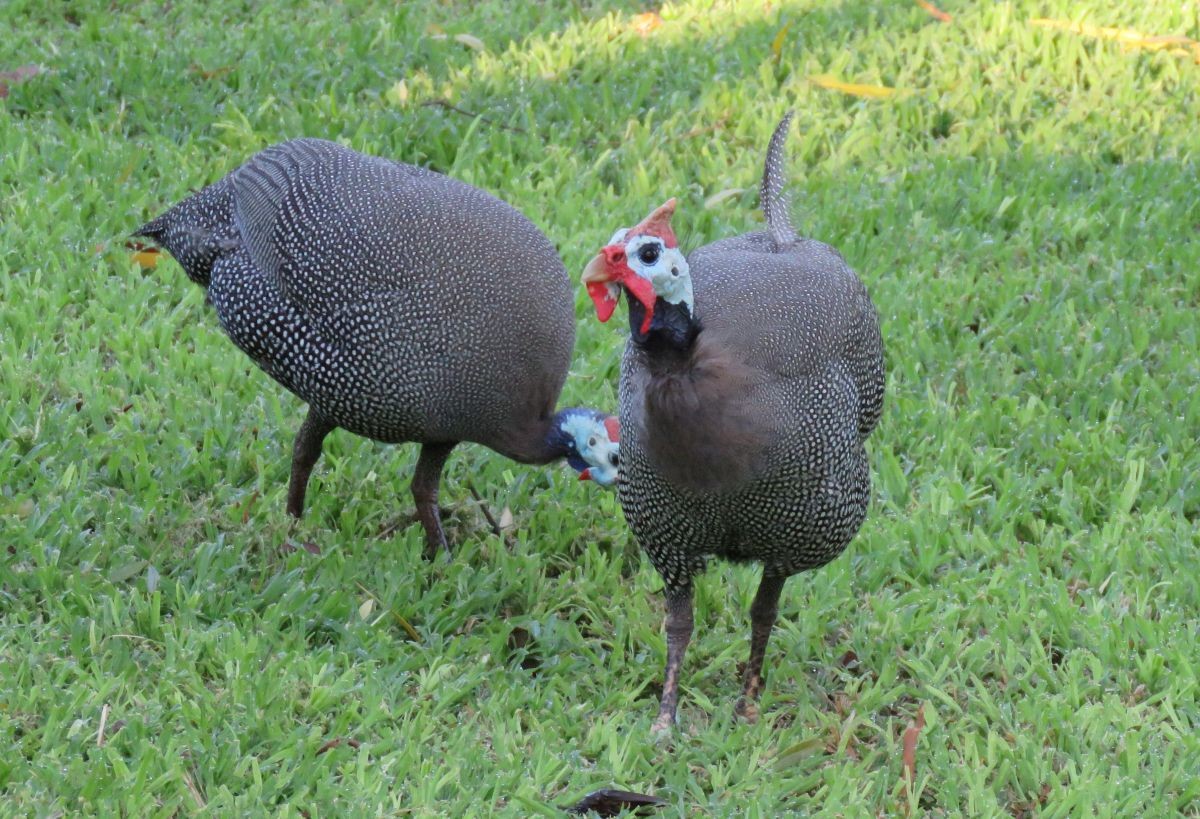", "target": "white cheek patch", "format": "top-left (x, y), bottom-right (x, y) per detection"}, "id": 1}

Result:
top-left (624, 236), bottom-right (693, 312)
top-left (646, 248), bottom-right (692, 310)
top-left (608, 228), bottom-right (630, 245)
top-left (560, 415), bottom-right (619, 483)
